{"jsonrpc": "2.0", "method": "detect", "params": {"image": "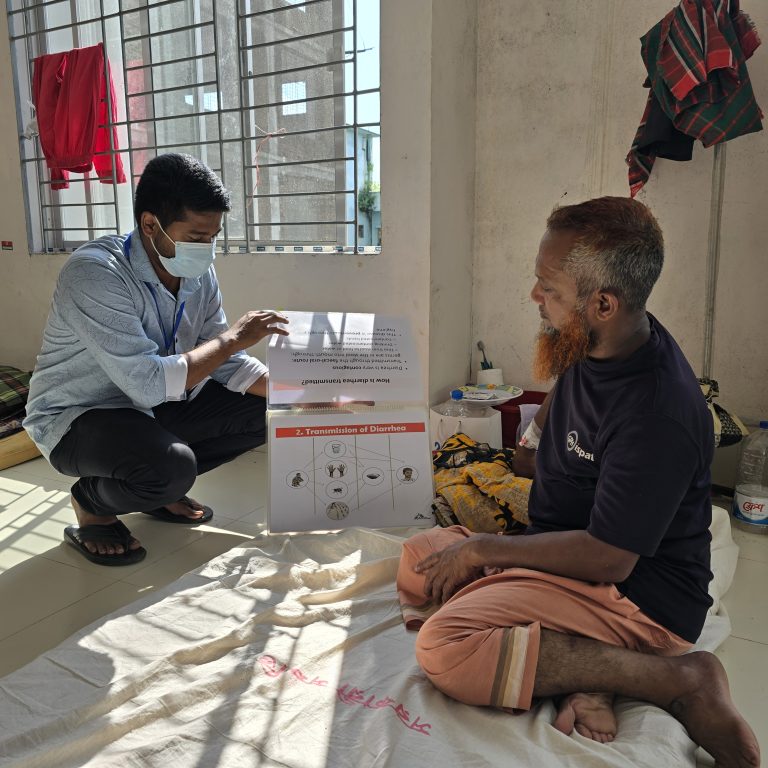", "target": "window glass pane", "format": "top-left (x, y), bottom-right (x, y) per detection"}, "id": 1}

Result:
top-left (355, 0), bottom-right (379, 91)
top-left (245, 0), bottom-right (339, 47)
top-left (356, 92), bottom-right (379, 124)
top-left (281, 81), bottom-right (307, 115)
top-left (127, 56), bottom-right (218, 95)
top-left (244, 93), bottom-right (349, 137)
